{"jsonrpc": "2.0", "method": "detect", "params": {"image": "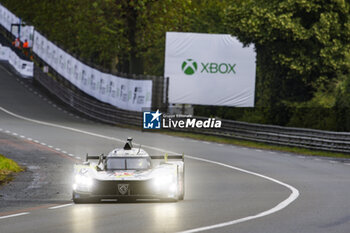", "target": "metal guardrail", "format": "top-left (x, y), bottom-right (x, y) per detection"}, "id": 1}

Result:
top-left (34, 64), bottom-right (350, 154)
top-left (190, 117), bottom-right (350, 153)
